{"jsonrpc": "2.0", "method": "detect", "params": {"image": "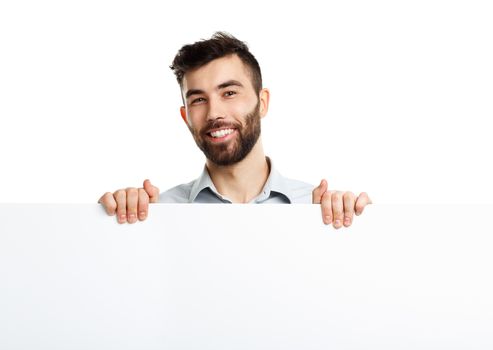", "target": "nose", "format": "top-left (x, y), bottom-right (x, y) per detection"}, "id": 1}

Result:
top-left (206, 96), bottom-right (226, 121)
